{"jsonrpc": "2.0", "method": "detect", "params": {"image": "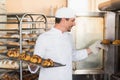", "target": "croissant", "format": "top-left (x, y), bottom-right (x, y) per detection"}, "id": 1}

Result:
top-left (30, 55), bottom-right (42, 64)
top-left (41, 59), bottom-right (54, 67)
